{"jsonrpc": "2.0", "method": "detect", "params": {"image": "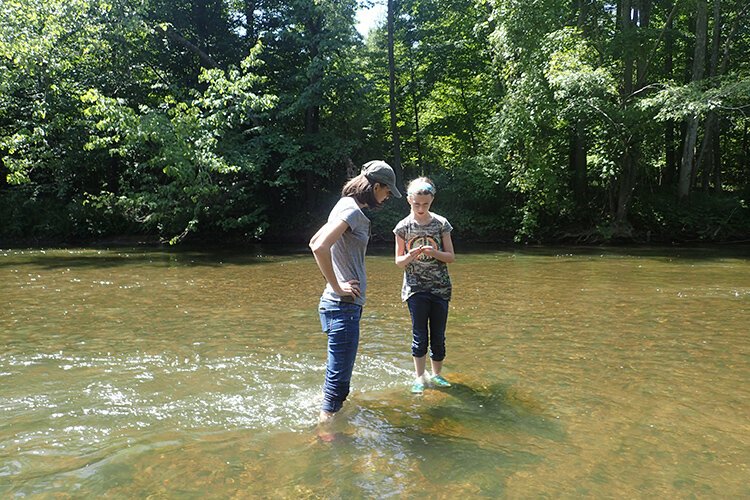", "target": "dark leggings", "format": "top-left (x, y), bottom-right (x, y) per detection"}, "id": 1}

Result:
top-left (407, 292), bottom-right (449, 361)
